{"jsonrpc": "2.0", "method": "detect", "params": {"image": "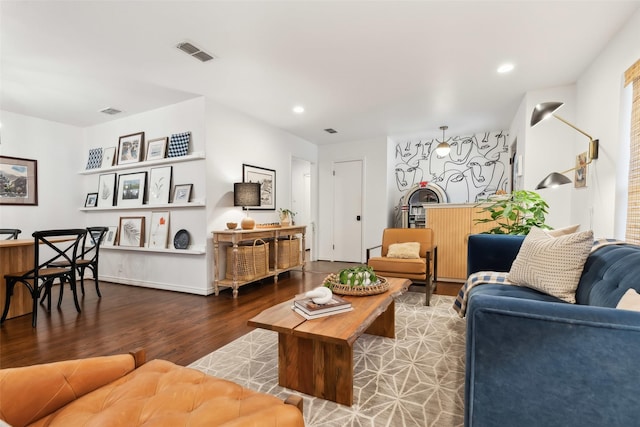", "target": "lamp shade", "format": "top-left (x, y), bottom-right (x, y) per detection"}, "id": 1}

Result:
top-left (530, 101), bottom-right (564, 127)
top-left (535, 172), bottom-right (572, 190)
top-left (435, 142), bottom-right (451, 156)
top-left (234, 182), bottom-right (261, 207)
